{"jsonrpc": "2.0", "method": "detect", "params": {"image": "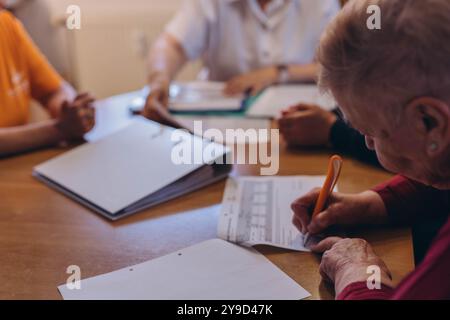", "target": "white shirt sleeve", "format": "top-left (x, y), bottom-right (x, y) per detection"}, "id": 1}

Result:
top-left (306, 0), bottom-right (340, 60)
top-left (319, 0), bottom-right (341, 33)
top-left (165, 0), bottom-right (210, 61)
